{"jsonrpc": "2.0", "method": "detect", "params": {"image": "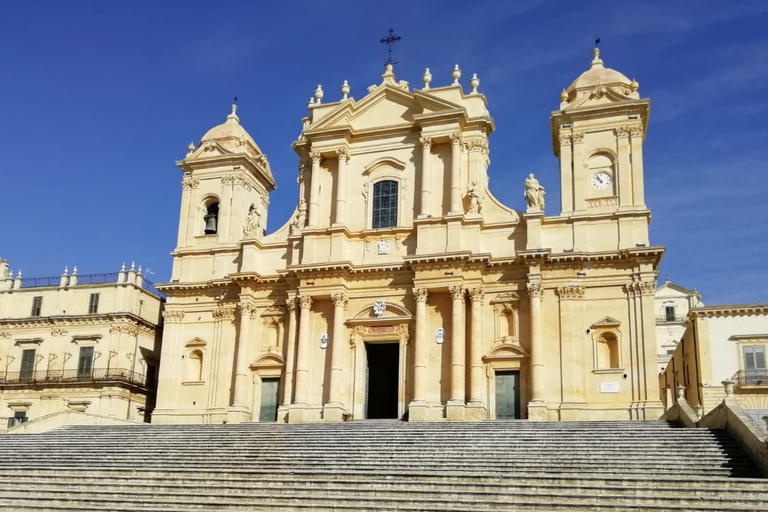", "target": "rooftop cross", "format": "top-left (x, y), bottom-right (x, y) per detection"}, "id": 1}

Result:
top-left (380, 28), bottom-right (401, 66)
